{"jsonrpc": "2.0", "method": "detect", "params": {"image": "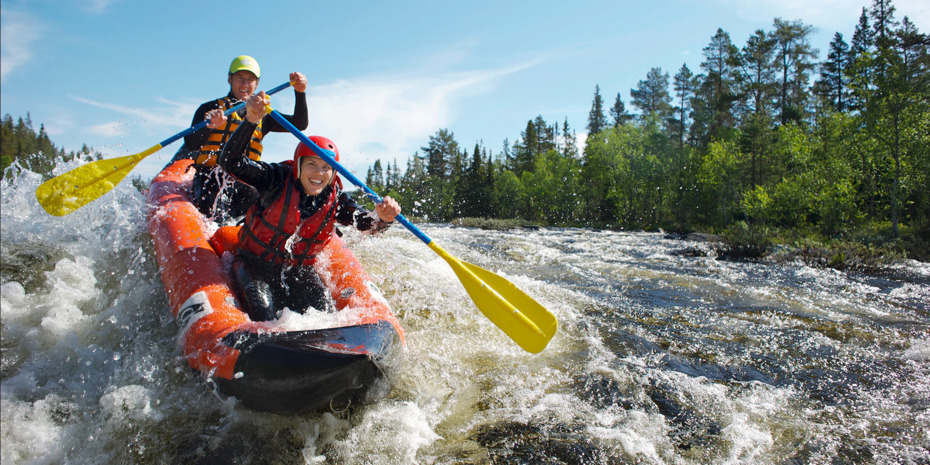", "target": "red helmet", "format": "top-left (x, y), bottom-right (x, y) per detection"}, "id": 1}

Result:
top-left (293, 135), bottom-right (339, 179)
